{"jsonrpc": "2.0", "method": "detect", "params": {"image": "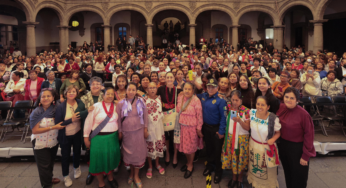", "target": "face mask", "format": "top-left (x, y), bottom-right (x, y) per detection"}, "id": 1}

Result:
top-left (307, 59), bottom-right (312, 63)
top-left (250, 52), bottom-right (253, 54)
top-left (252, 77), bottom-right (259, 83)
